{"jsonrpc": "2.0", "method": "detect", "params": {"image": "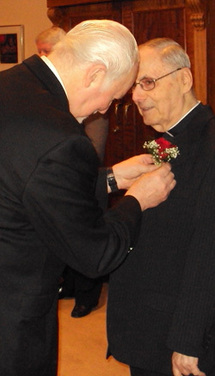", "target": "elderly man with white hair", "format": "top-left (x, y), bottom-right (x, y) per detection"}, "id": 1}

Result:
top-left (0, 21), bottom-right (175, 375)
